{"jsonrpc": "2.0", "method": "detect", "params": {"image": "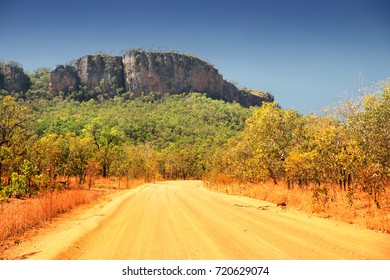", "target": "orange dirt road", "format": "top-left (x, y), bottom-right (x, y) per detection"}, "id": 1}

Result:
top-left (8, 181), bottom-right (390, 260)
